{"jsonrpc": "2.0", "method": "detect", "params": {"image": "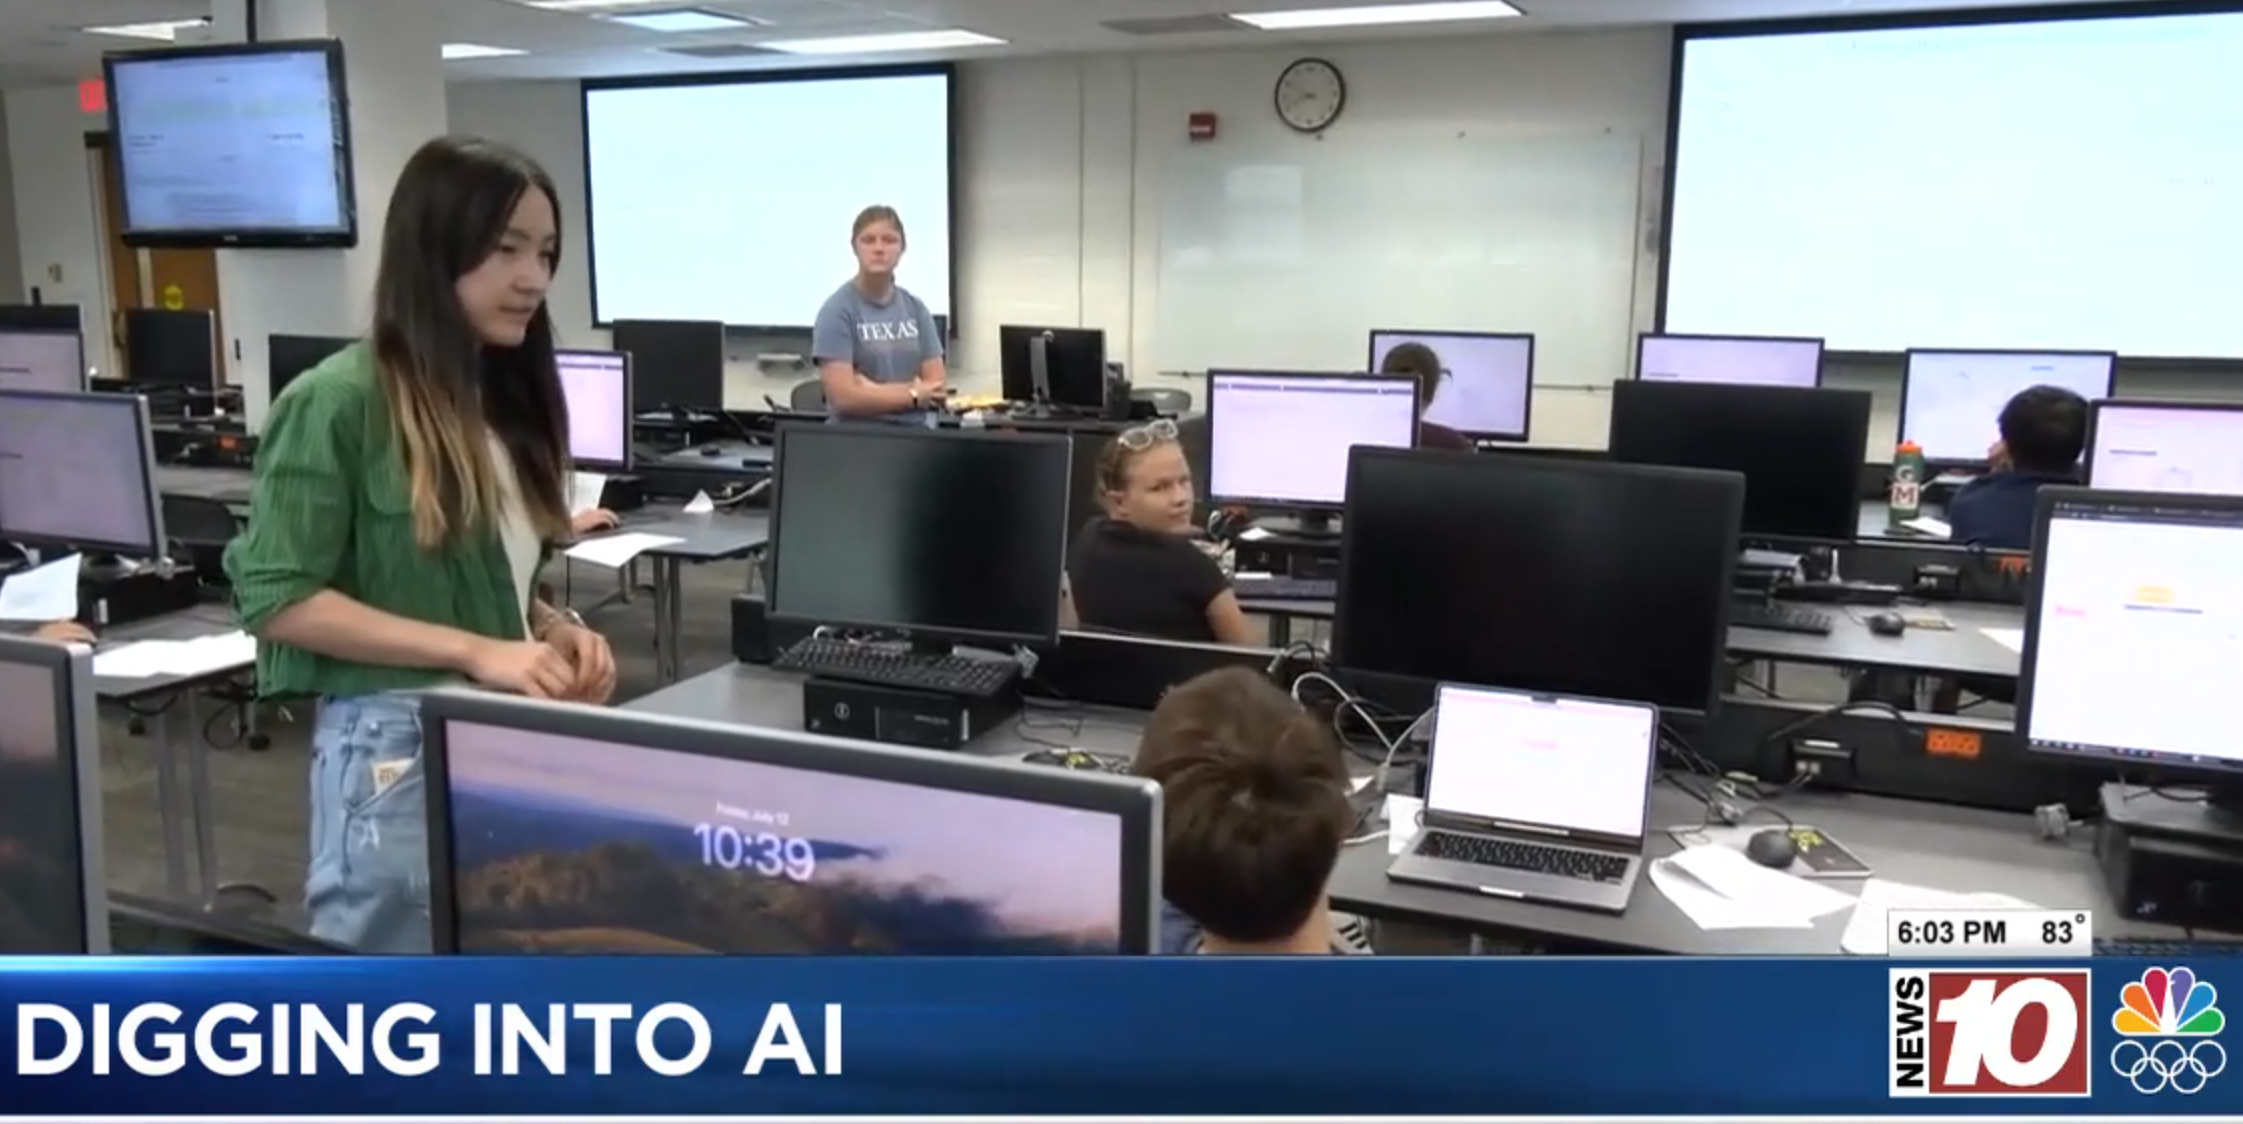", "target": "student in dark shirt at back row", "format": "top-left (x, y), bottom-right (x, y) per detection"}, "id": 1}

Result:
top-left (1946, 385), bottom-right (2089, 551)
top-left (1063, 419), bottom-right (1256, 646)
top-left (1376, 342), bottom-right (1475, 452)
